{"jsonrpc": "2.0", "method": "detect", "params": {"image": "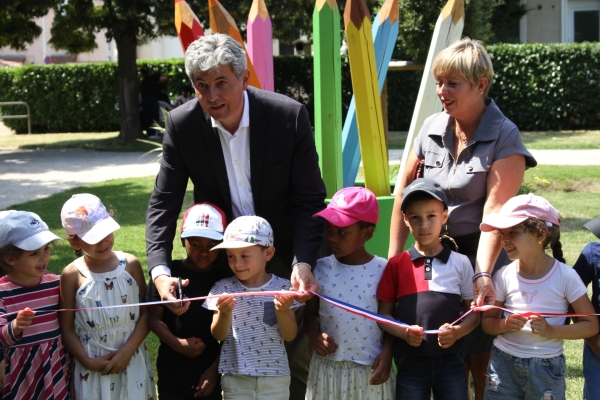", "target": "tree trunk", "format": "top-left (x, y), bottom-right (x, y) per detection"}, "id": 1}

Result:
top-left (115, 30), bottom-right (141, 142)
